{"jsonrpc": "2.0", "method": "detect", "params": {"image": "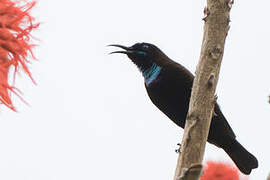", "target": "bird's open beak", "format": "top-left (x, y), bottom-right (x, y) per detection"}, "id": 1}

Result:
top-left (108, 44), bottom-right (134, 55)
